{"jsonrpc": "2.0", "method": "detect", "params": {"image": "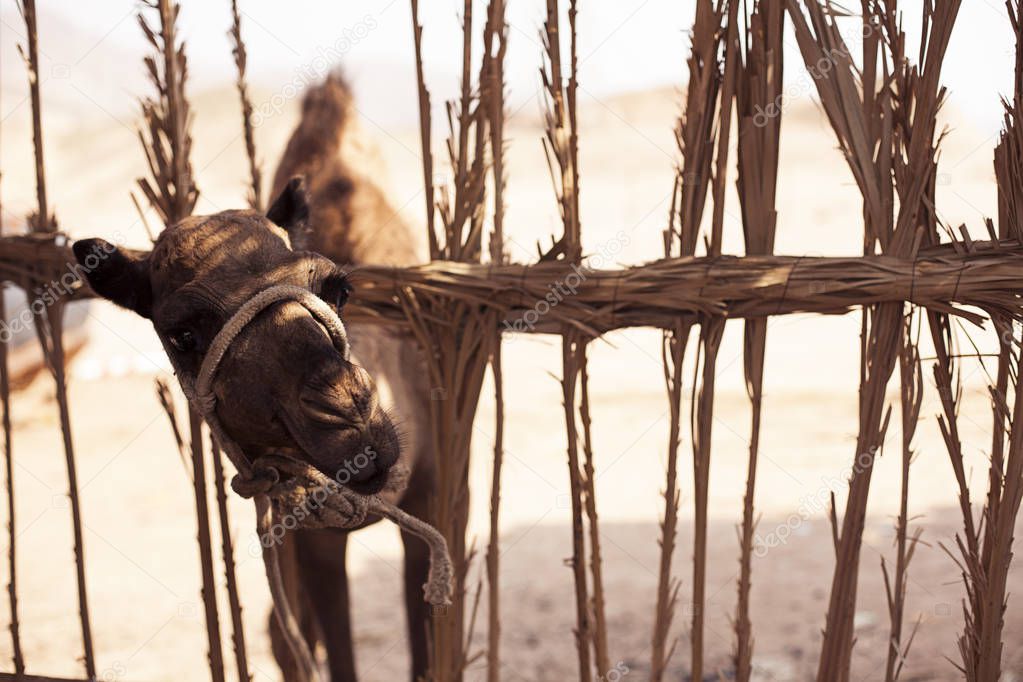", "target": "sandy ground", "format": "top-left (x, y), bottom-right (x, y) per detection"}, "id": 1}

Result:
top-left (5, 370), bottom-right (1023, 682)
top-left (0, 14), bottom-right (1020, 679)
